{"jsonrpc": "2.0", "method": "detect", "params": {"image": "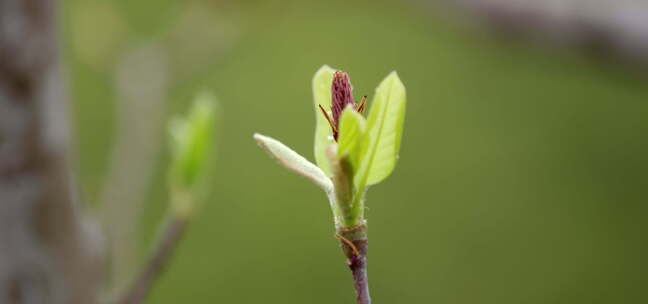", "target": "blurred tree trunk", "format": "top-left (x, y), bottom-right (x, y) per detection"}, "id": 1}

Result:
top-left (0, 0), bottom-right (102, 303)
